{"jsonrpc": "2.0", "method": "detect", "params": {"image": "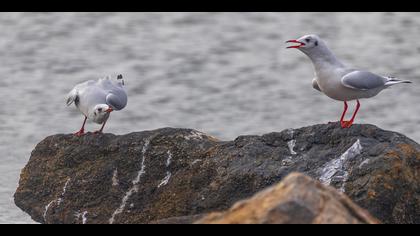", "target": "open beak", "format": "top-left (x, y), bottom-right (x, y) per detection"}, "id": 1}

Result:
top-left (105, 108), bottom-right (113, 113)
top-left (286, 39), bottom-right (305, 49)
